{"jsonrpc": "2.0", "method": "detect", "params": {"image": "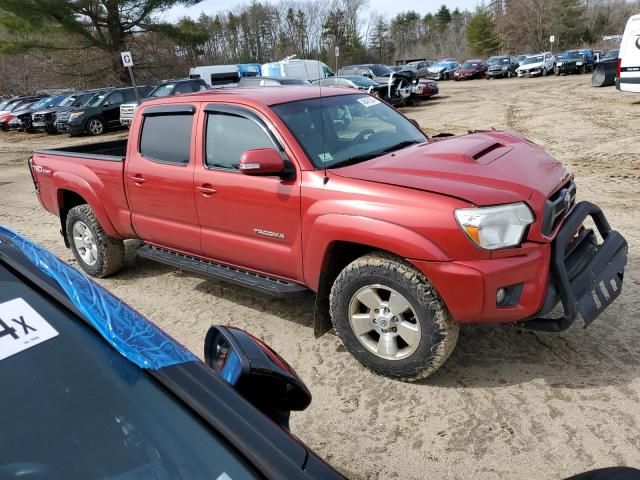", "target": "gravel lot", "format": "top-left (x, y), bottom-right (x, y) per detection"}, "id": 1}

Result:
top-left (1, 75), bottom-right (639, 479)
